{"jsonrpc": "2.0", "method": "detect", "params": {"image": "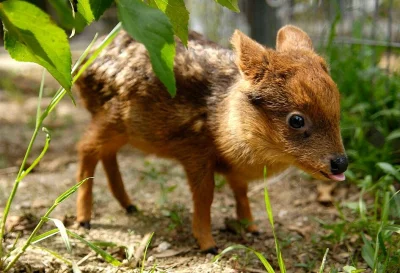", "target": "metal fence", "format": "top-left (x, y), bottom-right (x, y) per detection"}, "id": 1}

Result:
top-left (187, 0), bottom-right (400, 72)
